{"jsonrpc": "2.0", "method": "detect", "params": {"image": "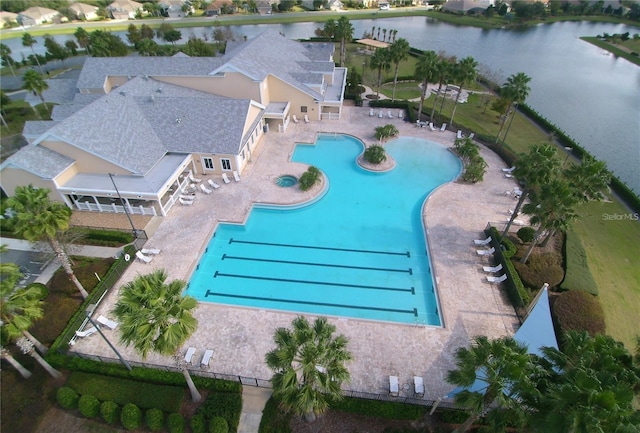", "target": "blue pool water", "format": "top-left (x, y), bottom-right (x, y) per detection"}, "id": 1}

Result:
top-left (187, 134), bottom-right (461, 325)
